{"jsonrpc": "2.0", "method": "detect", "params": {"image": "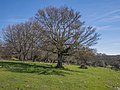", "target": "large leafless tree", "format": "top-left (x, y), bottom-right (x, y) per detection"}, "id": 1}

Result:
top-left (35, 6), bottom-right (100, 68)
